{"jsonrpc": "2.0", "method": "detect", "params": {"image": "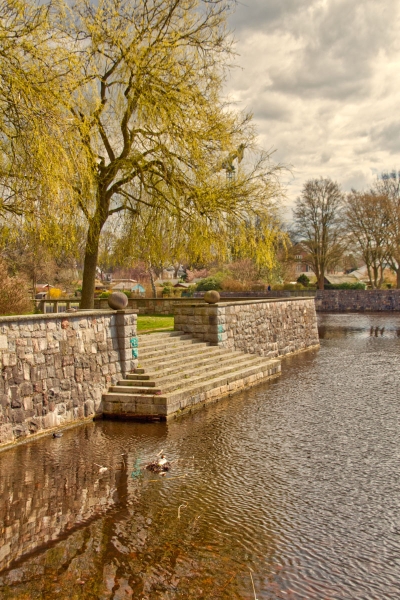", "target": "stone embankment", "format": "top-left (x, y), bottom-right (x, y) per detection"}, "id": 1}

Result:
top-left (0, 297), bottom-right (319, 443)
top-left (174, 297), bottom-right (319, 358)
top-left (0, 310), bottom-right (137, 447)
